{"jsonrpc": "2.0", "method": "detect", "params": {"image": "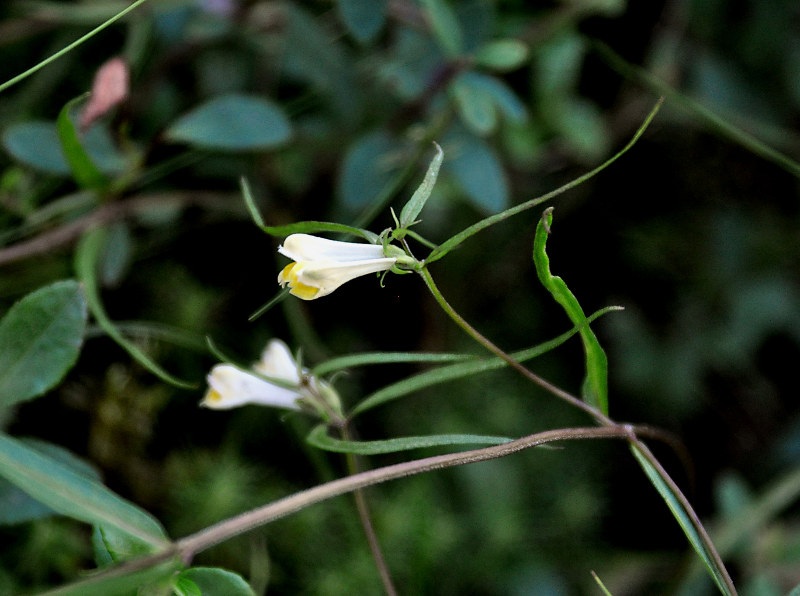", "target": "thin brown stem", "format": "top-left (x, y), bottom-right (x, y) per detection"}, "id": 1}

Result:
top-left (341, 426), bottom-right (398, 596)
top-left (176, 426), bottom-right (626, 558)
top-left (0, 191), bottom-right (238, 267)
